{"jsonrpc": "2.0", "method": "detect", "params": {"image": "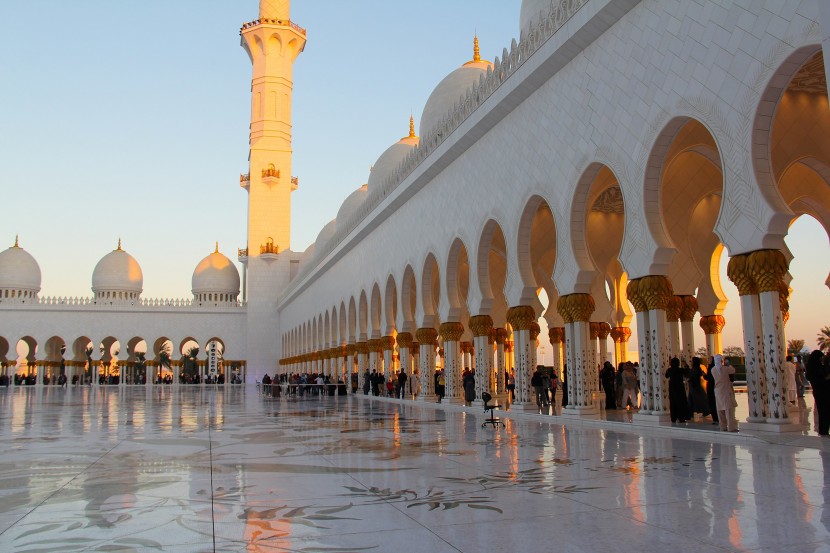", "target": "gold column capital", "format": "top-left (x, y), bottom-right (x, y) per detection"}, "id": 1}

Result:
top-left (415, 327), bottom-right (438, 345)
top-left (596, 321), bottom-right (611, 340)
top-left (460, 341), bottom-right (474, 354)
top-left (637, 275), bottom-right (674, 311)
top-left (345, 344), bottom-right (356, 356)
top-left (355, 341), bottom-right (369, 355)
top-left (726, 254), bottom-right (757, 296)
top-left (380, 336), bottom-right (396, 351)
top-left (699, 314), bottom-right (726, 335)
top-left (529, 322), bottom-right (541, 340)
top-left (506, 305), bottom-right (536, 330)
top-left (396, 332), bottom-right (413, 349)
top-left (626, 279), bottom-right (648, 313)
top-left (589, 322), bottom-right (601, 340)
top-left (665, 295), bottom-right (683, 321)
top-left (610, 326), bottom-right (632, 343)
top-left (548, 327), bottom-right (565, 344)
top-left (494, 327), bottom-right (509, 344)
top-left (438, 322), bottom-right (465, 342)
top-left (746, 249), bottom-right (788, 293)
top-left (367, 339), bottom-right (382, 353)
top-left (558, 293), bottom-right (595, 323)
top-left (678, 295), bottom-right (698, 322)
top-left (469, 315), bottom-right (494, 337)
